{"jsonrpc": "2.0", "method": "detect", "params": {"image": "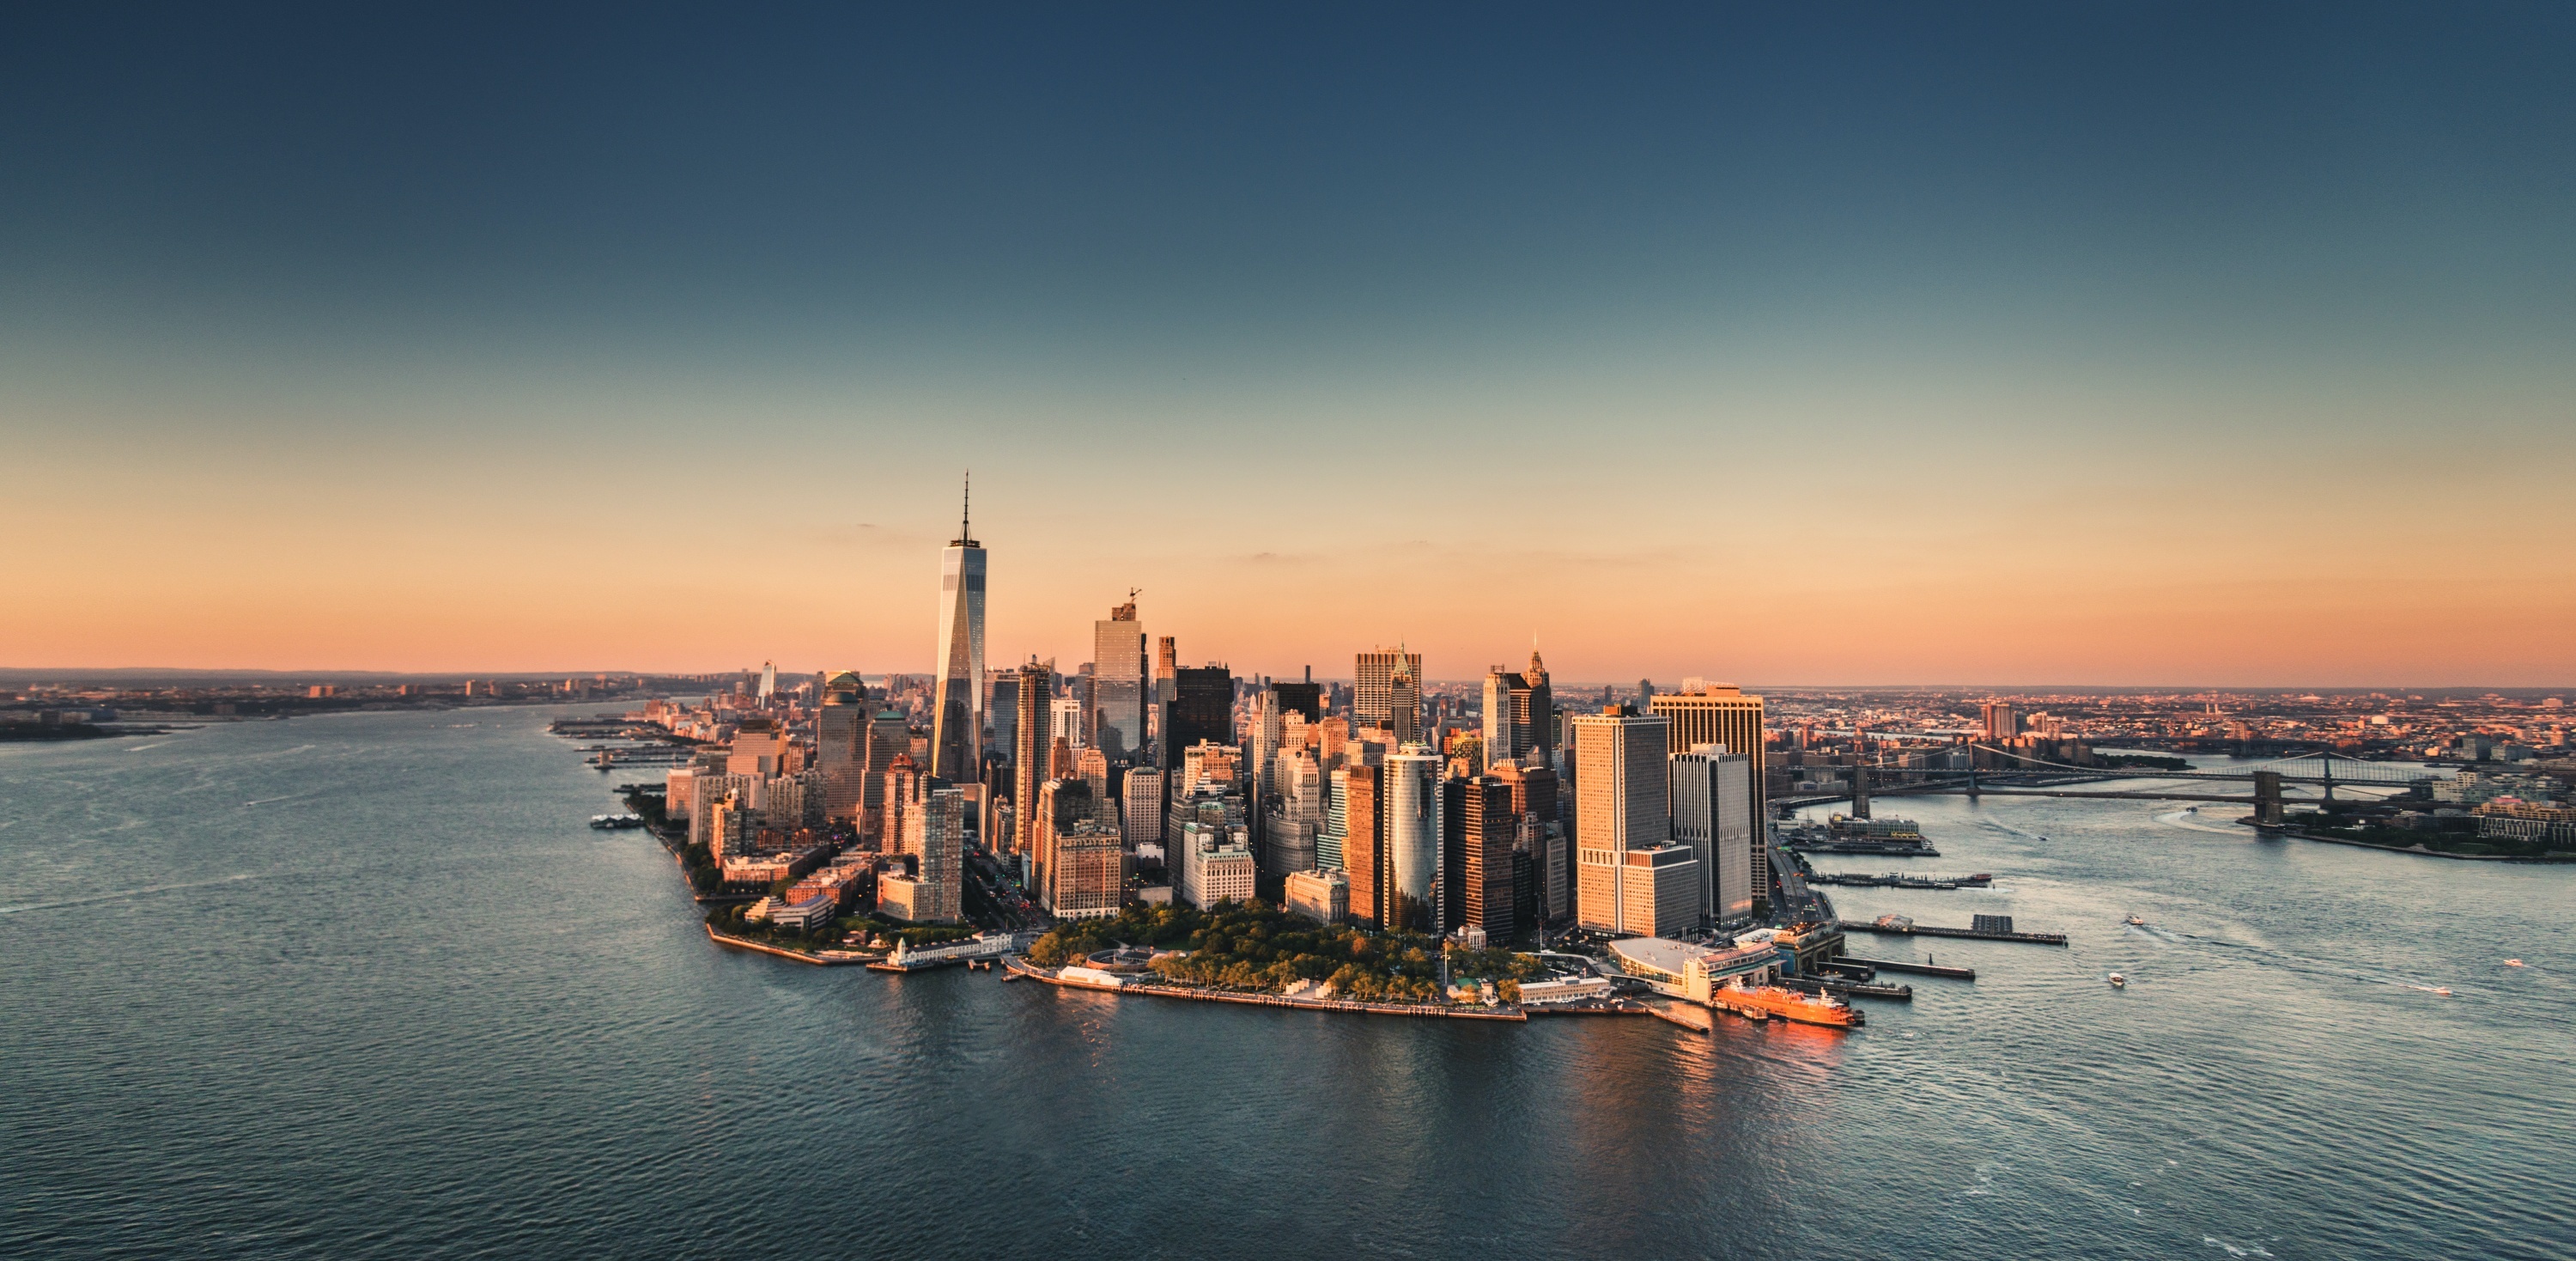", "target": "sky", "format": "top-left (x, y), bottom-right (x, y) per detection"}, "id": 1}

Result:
top-left (4, 3), bottom-right (2572, 686)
